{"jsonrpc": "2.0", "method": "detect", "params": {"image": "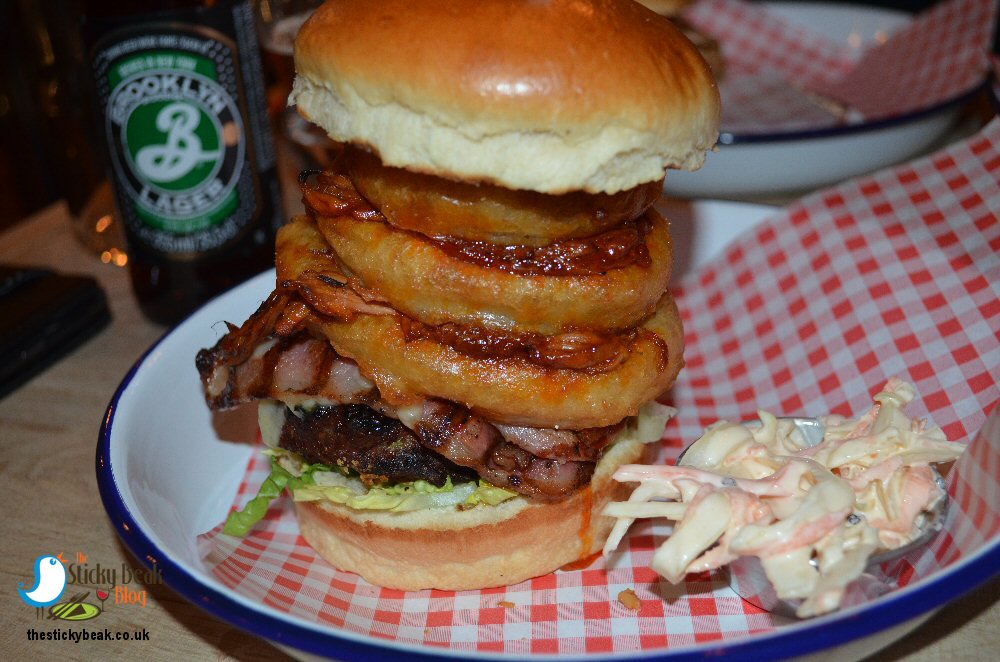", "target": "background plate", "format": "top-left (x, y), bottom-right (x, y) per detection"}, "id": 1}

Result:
top-left (663, 2), bottom-right (985, 199)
